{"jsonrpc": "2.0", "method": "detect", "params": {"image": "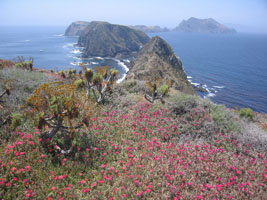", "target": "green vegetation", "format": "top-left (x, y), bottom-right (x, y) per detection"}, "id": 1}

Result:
top-left (11, 113), bottom-right (22, 129)
top-left (15, 60), bottom-right (33, 71)
top-left (0, 61), bottom-right (266, 199)
top-left (144, 78), bottom-right (171, 103)
top-left (239, 107), bottom-right (254, 120)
